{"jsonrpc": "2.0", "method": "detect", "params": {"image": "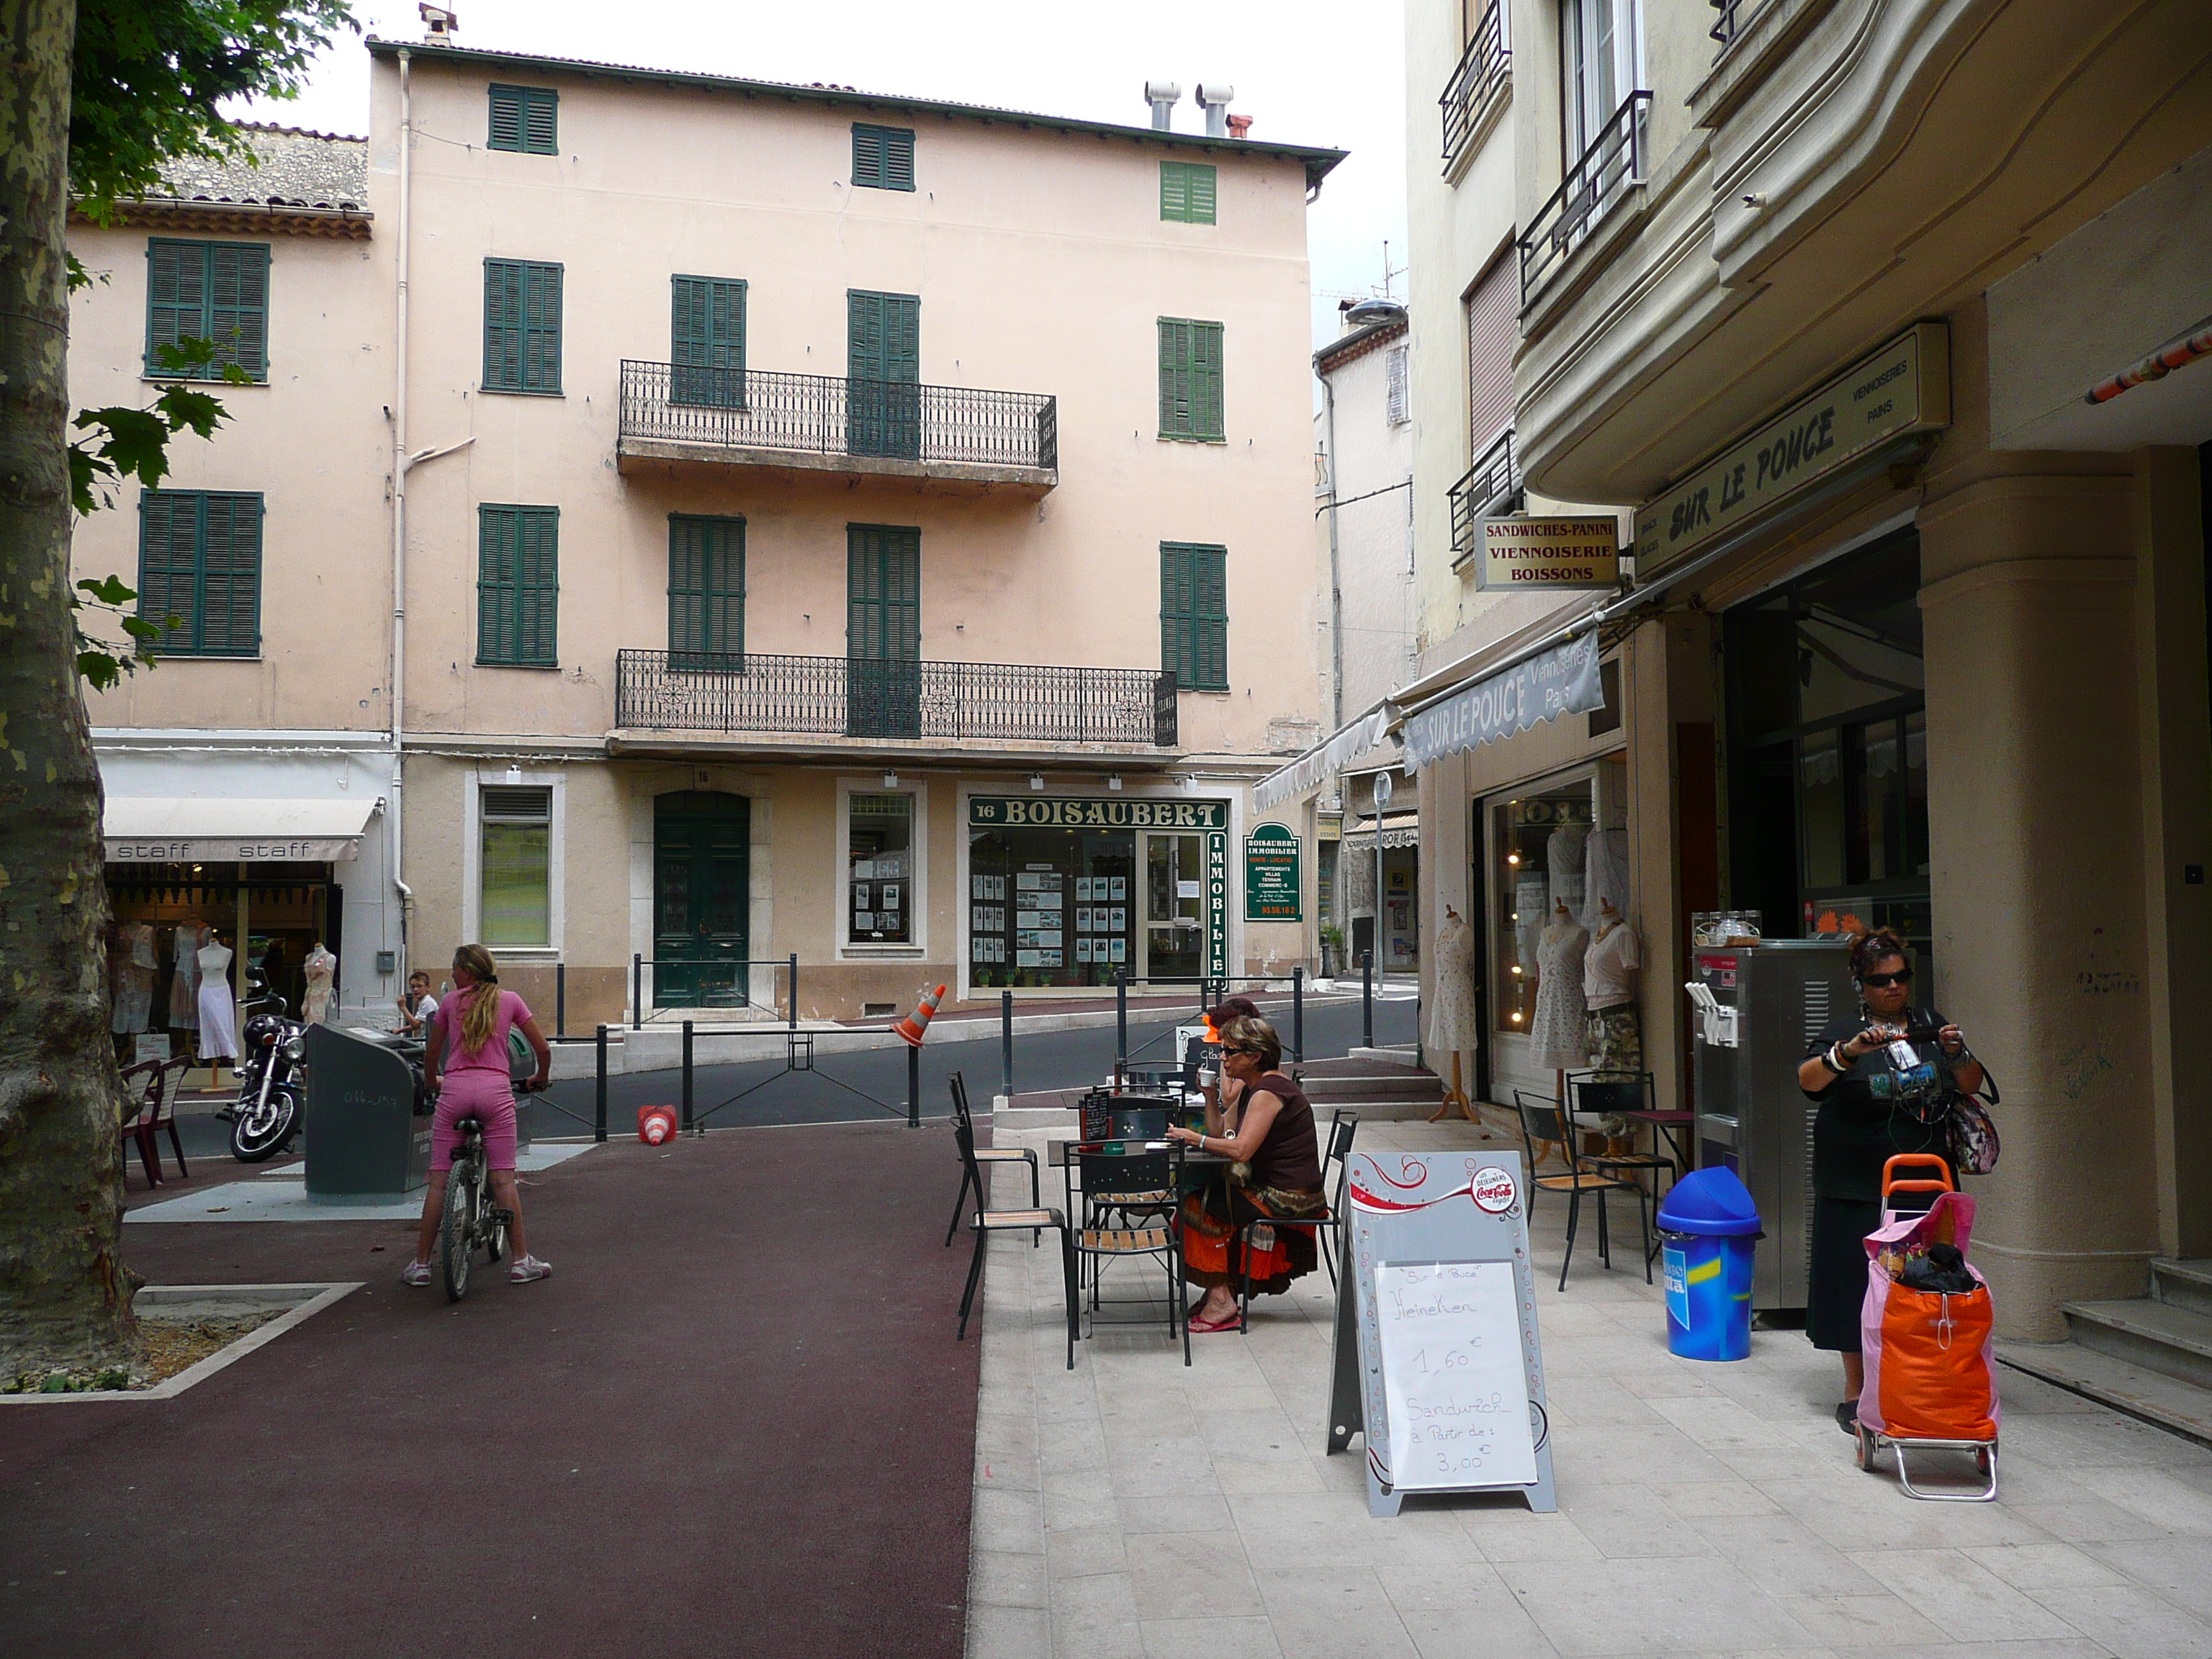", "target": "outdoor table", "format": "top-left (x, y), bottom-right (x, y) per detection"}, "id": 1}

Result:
top-left (1627, 1108), bottom-right (1695, 1179)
